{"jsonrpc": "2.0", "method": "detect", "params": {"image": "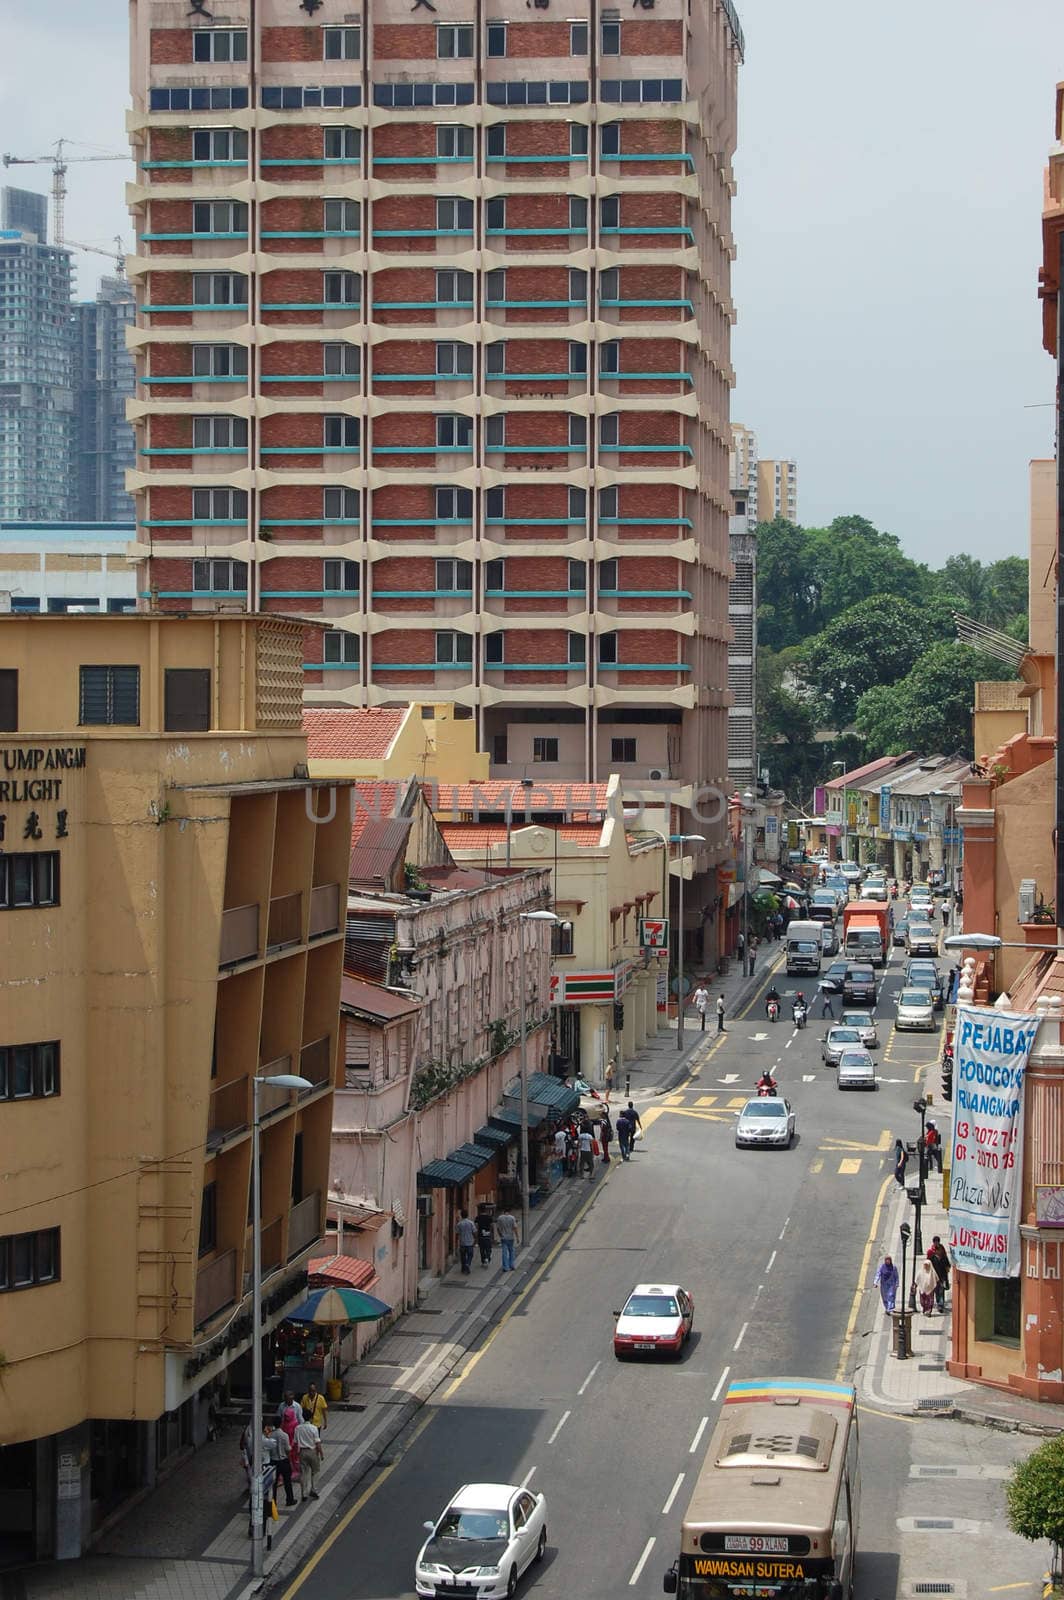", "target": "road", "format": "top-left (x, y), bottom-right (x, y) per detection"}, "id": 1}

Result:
top-left (282, 922), bottom-right (960, 1600)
